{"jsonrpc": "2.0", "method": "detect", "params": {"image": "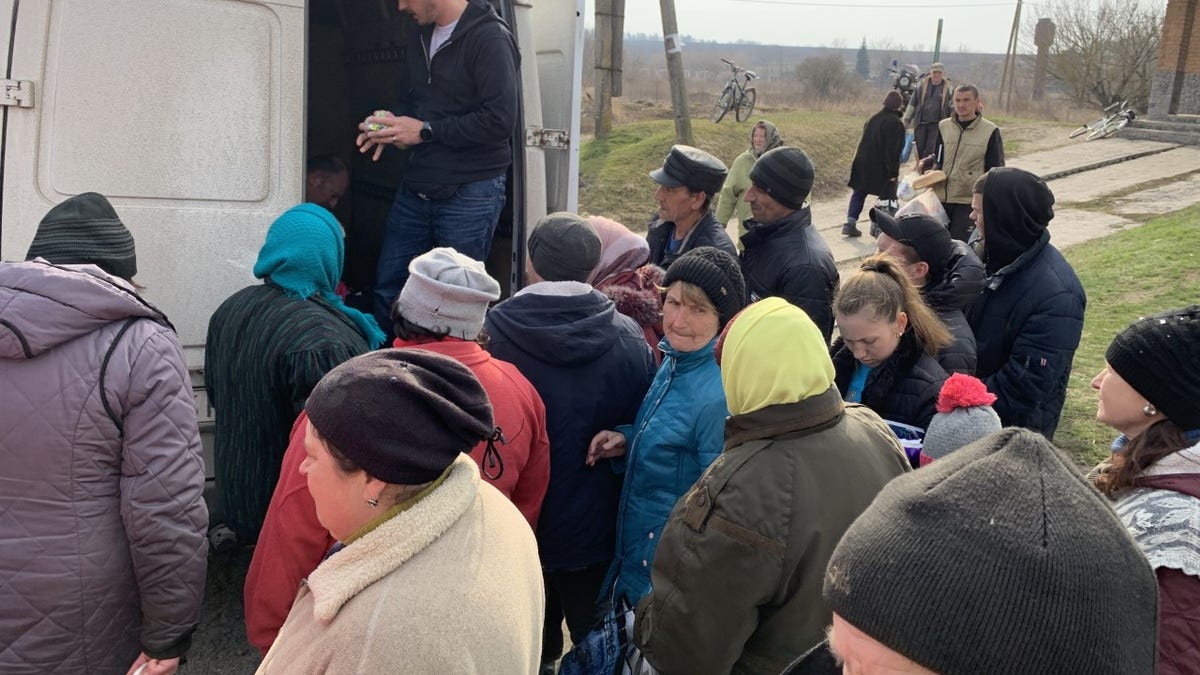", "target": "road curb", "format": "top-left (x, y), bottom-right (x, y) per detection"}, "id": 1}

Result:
top-left (1038, 144), bottom-right (1181, 181)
